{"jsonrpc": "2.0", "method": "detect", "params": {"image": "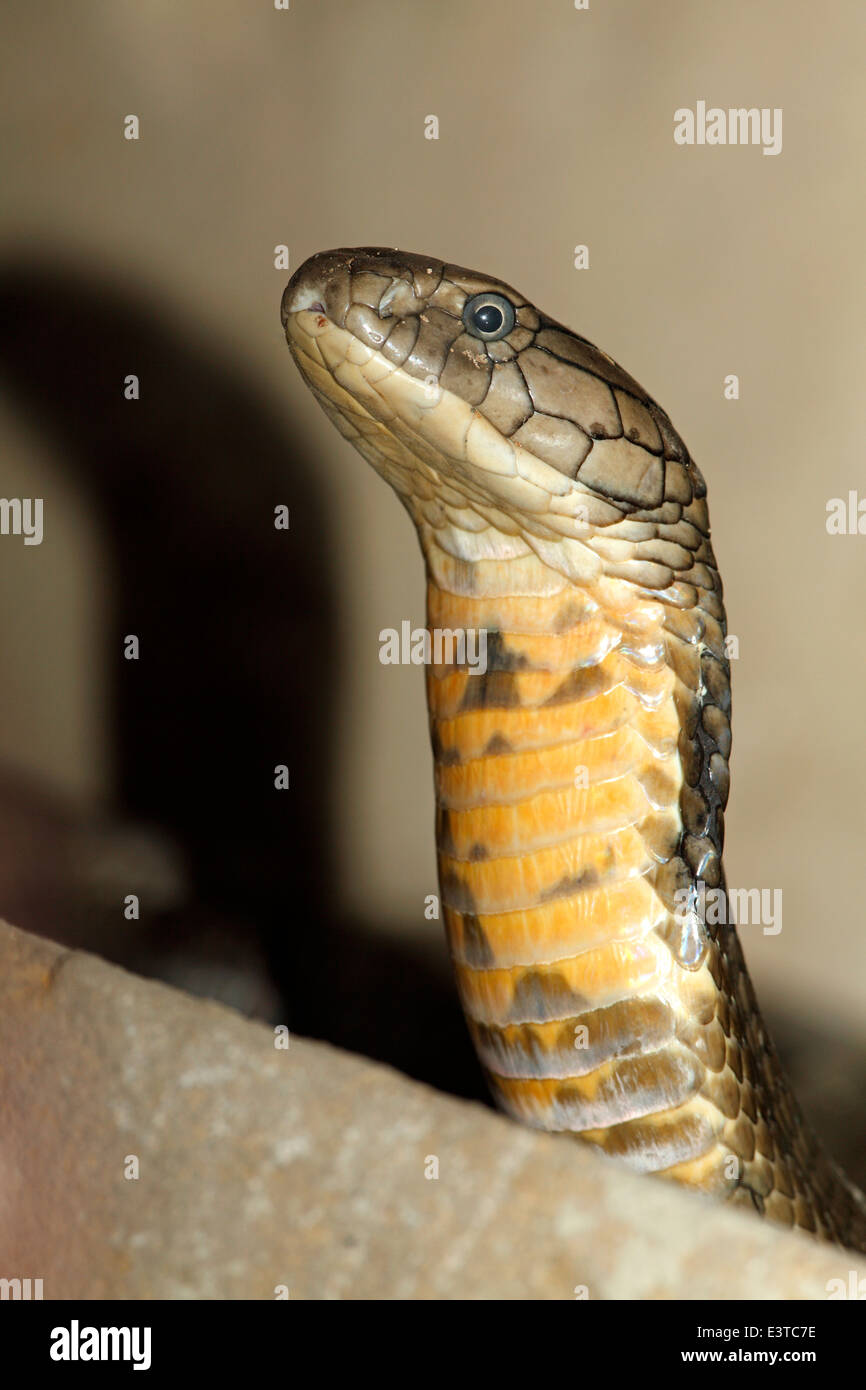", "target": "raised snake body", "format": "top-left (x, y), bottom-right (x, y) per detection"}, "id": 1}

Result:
top-left (282, 247), bottom-right (866, 1252)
